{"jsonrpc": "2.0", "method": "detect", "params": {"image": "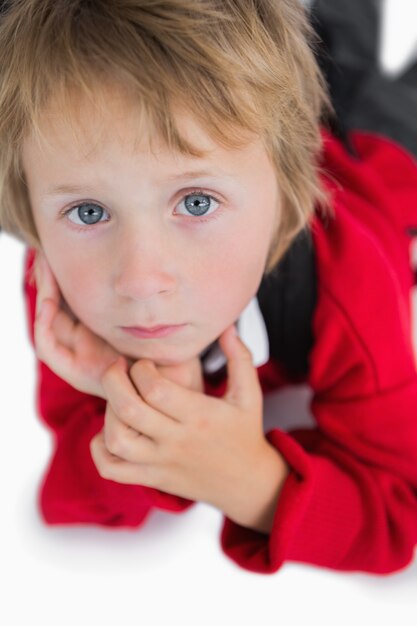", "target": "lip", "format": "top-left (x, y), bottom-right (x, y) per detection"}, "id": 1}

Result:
top-left (120, 324), bottom-right (187, 339)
